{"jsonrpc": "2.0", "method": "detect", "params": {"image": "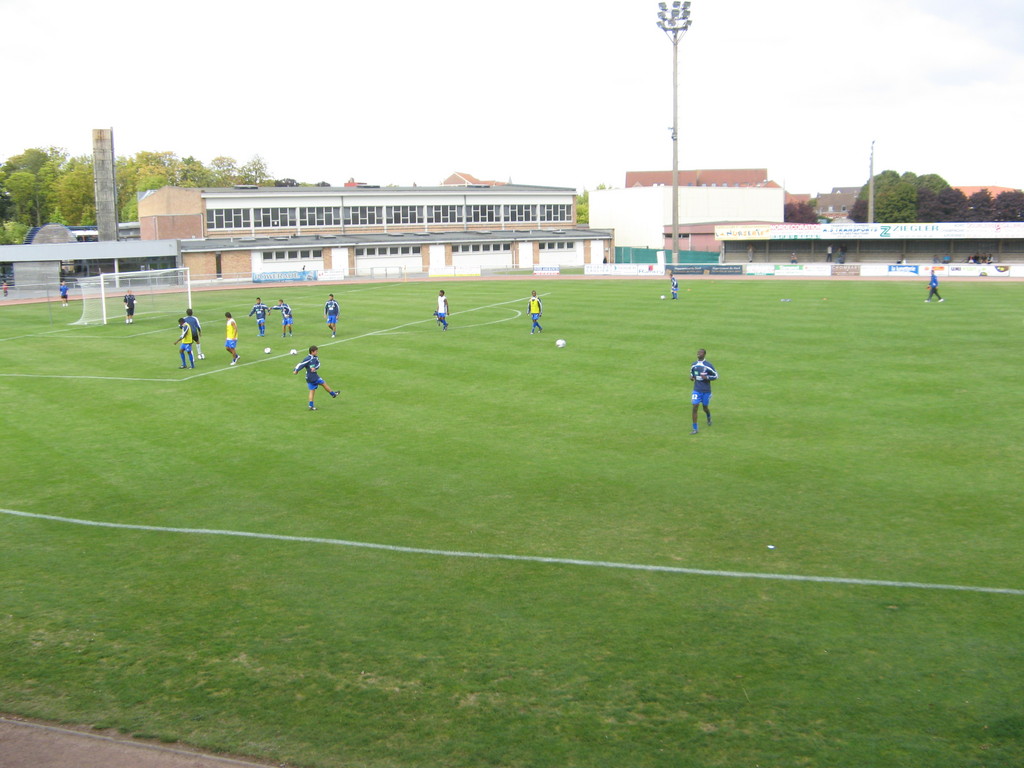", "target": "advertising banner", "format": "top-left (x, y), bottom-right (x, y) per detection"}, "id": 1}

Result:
top-left (585, 264), bottom-right (663, 276)
top-left (671, 264), bottom-right (743, 275)
top-left (831, 264), bottom-right (861, 276)
top-left (533, 265), bottom-right (560, 276)
top-left (715, 225), bottom-right (773, 240)
top-left (253, 270), bottom-right (318, 283)
top-left (429, 266), bottom-right (481, 277)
